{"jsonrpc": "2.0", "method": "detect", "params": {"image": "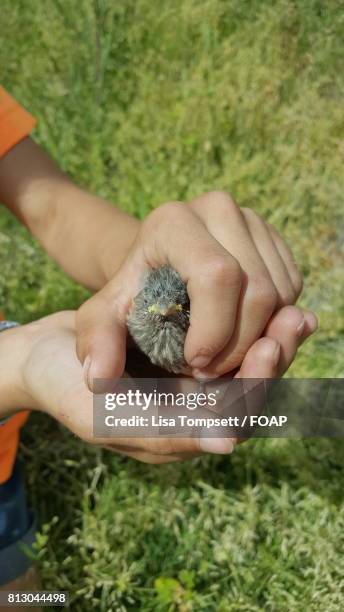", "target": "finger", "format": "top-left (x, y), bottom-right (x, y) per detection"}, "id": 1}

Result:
top-left (232, 337), bottom-right (280, 446)
top-left (241, 208), bottom-right (297, 305)
top-left (35, 310), bottom-right (76, 329)
top-left (231, 308), bottom-right (316, 448)
top-left (235, 337), bottom-right (281, 379)
top-left (235, 306), bottom-right (317, 380)
top-left (147, 202), bottom-right (243, 368)
top-left (76, 249), bottom-right (149, 391)
top-left (76, 292), bottom-right (127, 391)
top-left (98, 434), bottom-right (233, 456)
top-left (264, 306), bottom-right (318, 375)
top-left (192, 275), bottom-right (278, 379)
top-left (190, 192), bottom-right (273, 281)
top-left (267, 222), bottom-right (303, 298)
top-left (103, 445), bottom-right (195, 463)
top-left (189, 193), bottom-right (279, 377)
